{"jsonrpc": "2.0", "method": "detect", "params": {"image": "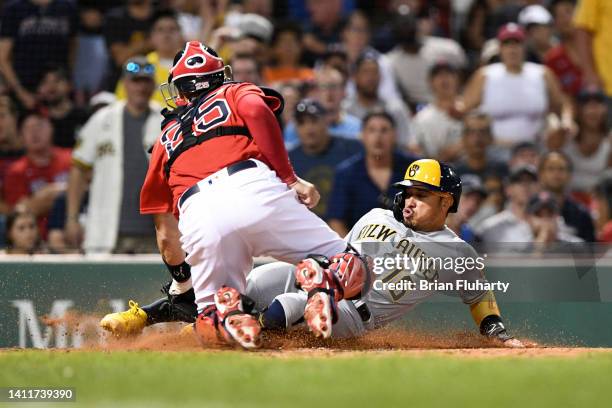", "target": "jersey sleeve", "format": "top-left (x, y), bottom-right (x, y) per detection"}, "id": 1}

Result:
top-left (455, 244), bottom-right (488, 305)
top-left (72, 110), bottom-right (103, 169)
top-left (234, 87), bottom-right (297, 185)
top-left (140, 132), bottom-right (174, 215)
